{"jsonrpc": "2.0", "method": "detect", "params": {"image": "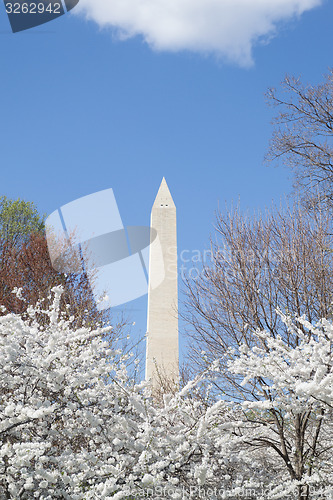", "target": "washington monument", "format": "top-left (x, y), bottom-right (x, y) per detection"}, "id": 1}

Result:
top-left (146, 178), bottom-right (179, 387)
